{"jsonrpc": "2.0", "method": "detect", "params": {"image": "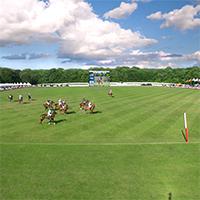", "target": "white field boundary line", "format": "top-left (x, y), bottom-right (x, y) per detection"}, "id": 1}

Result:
top-left (0, 141), bottom-right (200, 145)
